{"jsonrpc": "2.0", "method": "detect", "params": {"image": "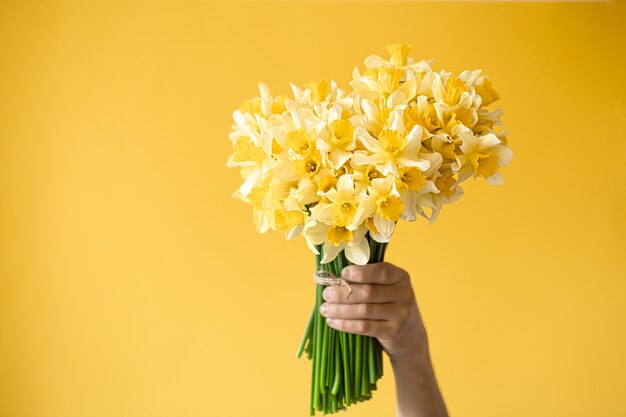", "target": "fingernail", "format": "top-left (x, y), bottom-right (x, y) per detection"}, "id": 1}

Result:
top-left (320, 303), bottom-right (328, 316)
top-left (326, 318), bottom-right (335, 325)
top-left (322, 287), bottom-right (330, 300)
top-left (341, 267), bottom-right (352, 280)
